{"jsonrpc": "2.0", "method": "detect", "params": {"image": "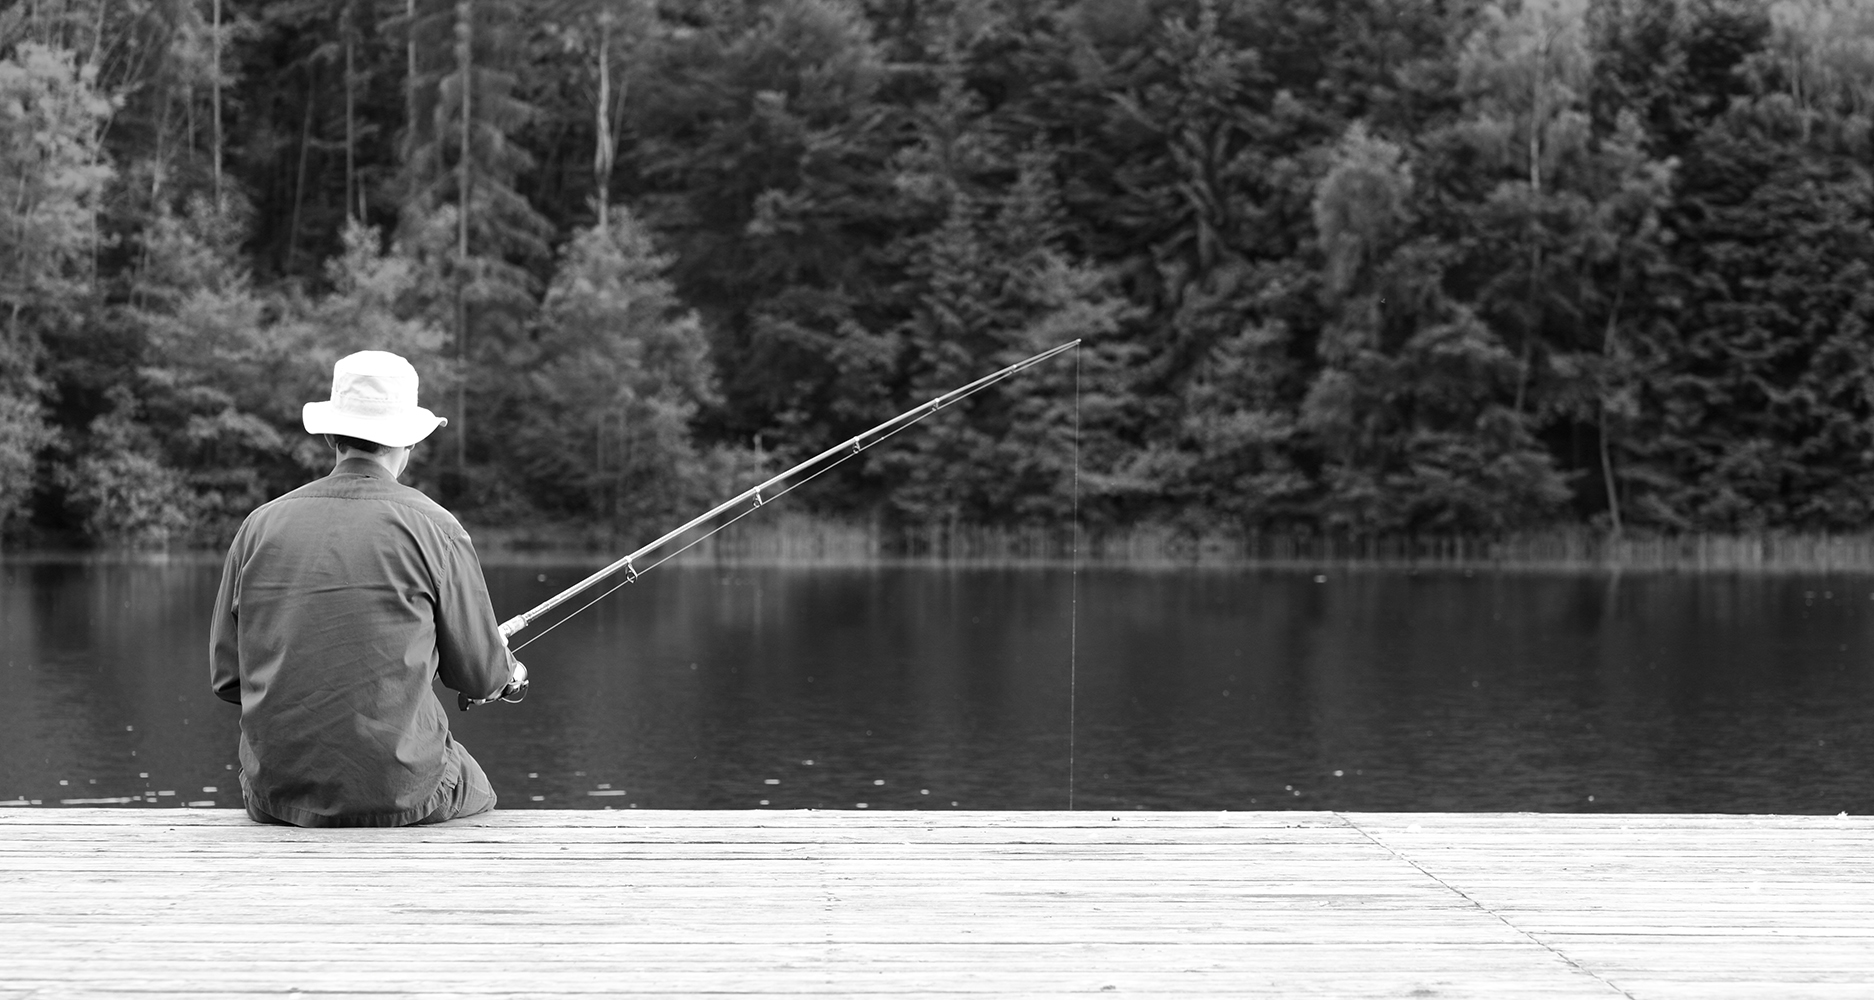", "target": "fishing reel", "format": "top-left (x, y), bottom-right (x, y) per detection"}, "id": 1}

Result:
top-left (457, 661), bottom-right (529, 712)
